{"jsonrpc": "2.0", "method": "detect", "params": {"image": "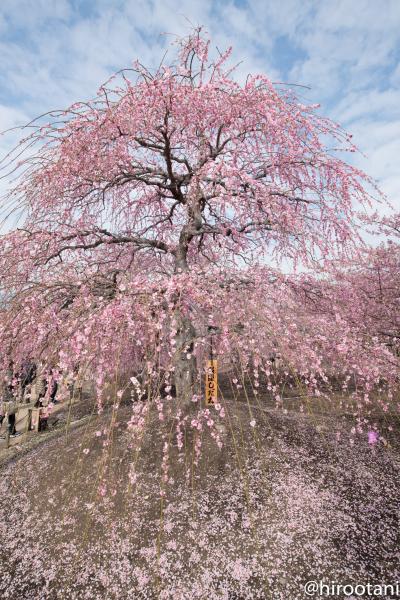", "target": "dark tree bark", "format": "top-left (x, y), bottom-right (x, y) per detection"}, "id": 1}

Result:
top-left (173, 308), bottom-right (198, 408)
